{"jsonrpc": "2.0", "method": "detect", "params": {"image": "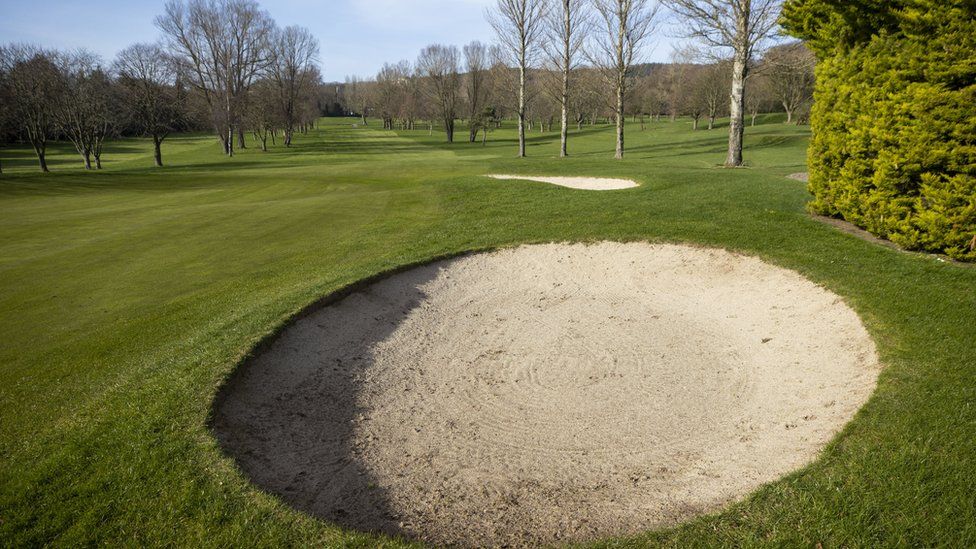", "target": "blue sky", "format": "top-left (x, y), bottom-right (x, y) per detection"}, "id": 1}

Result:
top-left (0, 0), bottom-right (678, 82)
